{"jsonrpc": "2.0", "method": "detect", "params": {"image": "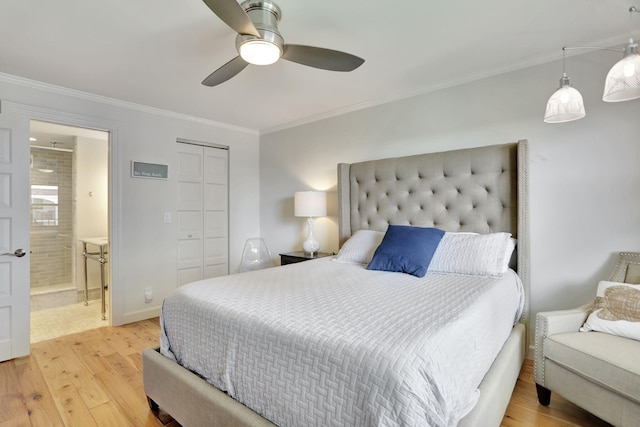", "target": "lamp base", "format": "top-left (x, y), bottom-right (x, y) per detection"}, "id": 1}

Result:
top-left (302, 217), bottom-right (320, 255)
